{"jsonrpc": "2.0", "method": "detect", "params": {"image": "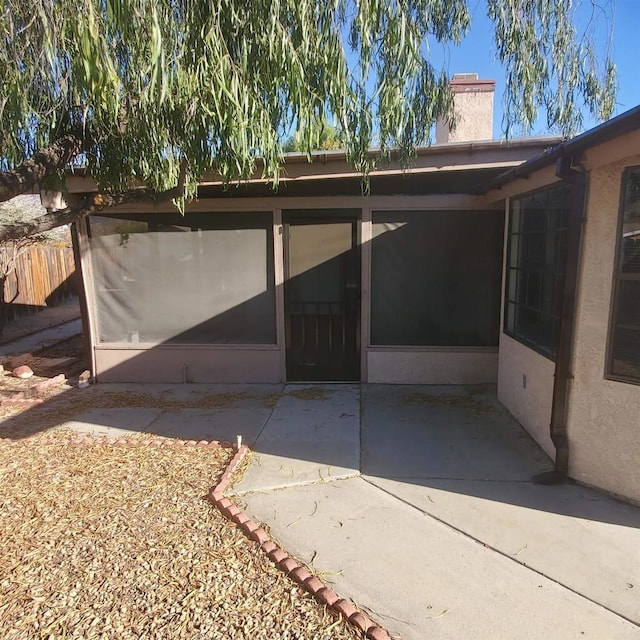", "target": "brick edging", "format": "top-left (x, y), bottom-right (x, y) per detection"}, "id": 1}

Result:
top-left (209, 445), bottom-right (392, 640)
top-left (0, 436), bottom-right (236, 447)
